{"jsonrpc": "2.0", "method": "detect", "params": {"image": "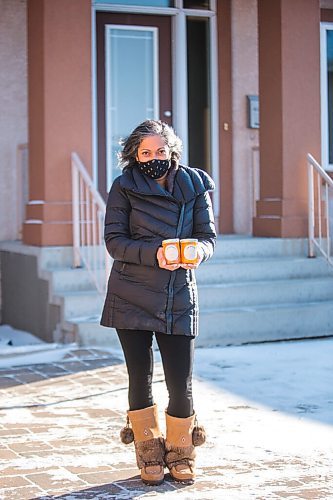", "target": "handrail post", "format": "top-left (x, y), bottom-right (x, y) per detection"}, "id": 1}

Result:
top-left (307, 157), bottom-right (315, 258)
top-left (71, 151), bottom-right (113, 293)
top-left (72, 154), bottom-right (81, 268)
